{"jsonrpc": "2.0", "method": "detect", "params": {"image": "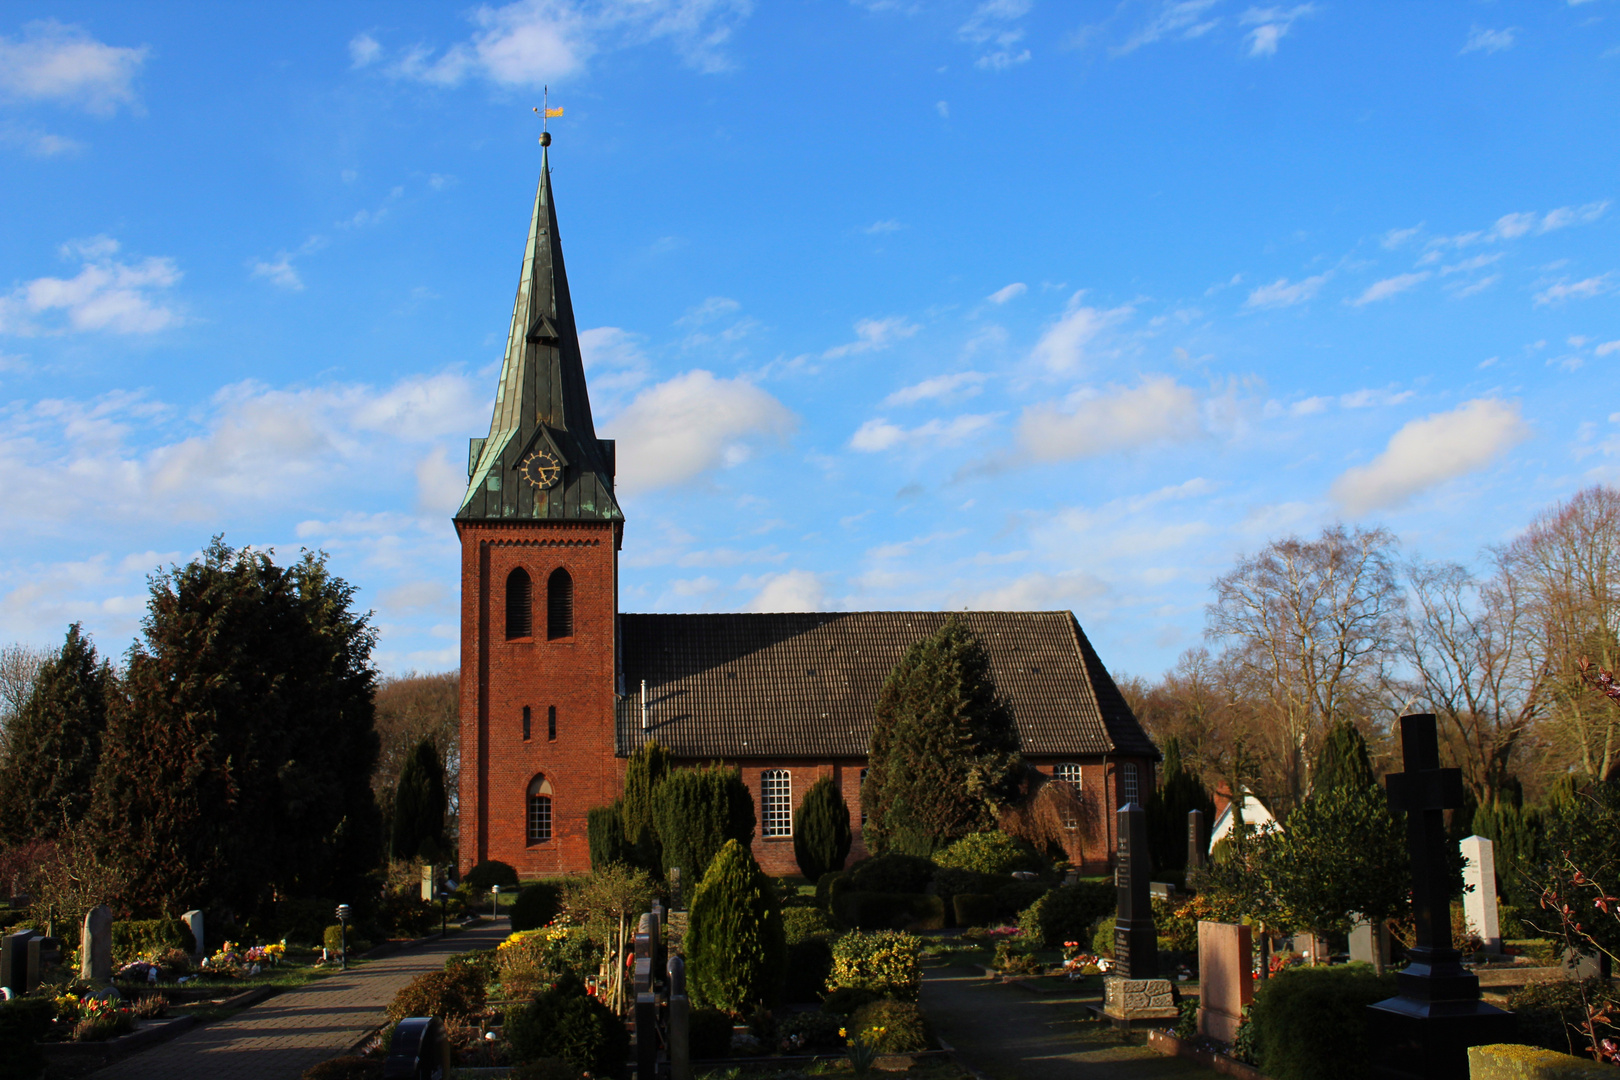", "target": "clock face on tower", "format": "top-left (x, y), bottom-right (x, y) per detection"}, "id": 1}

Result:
top-left (519, 448), bottom-right (564, 490)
